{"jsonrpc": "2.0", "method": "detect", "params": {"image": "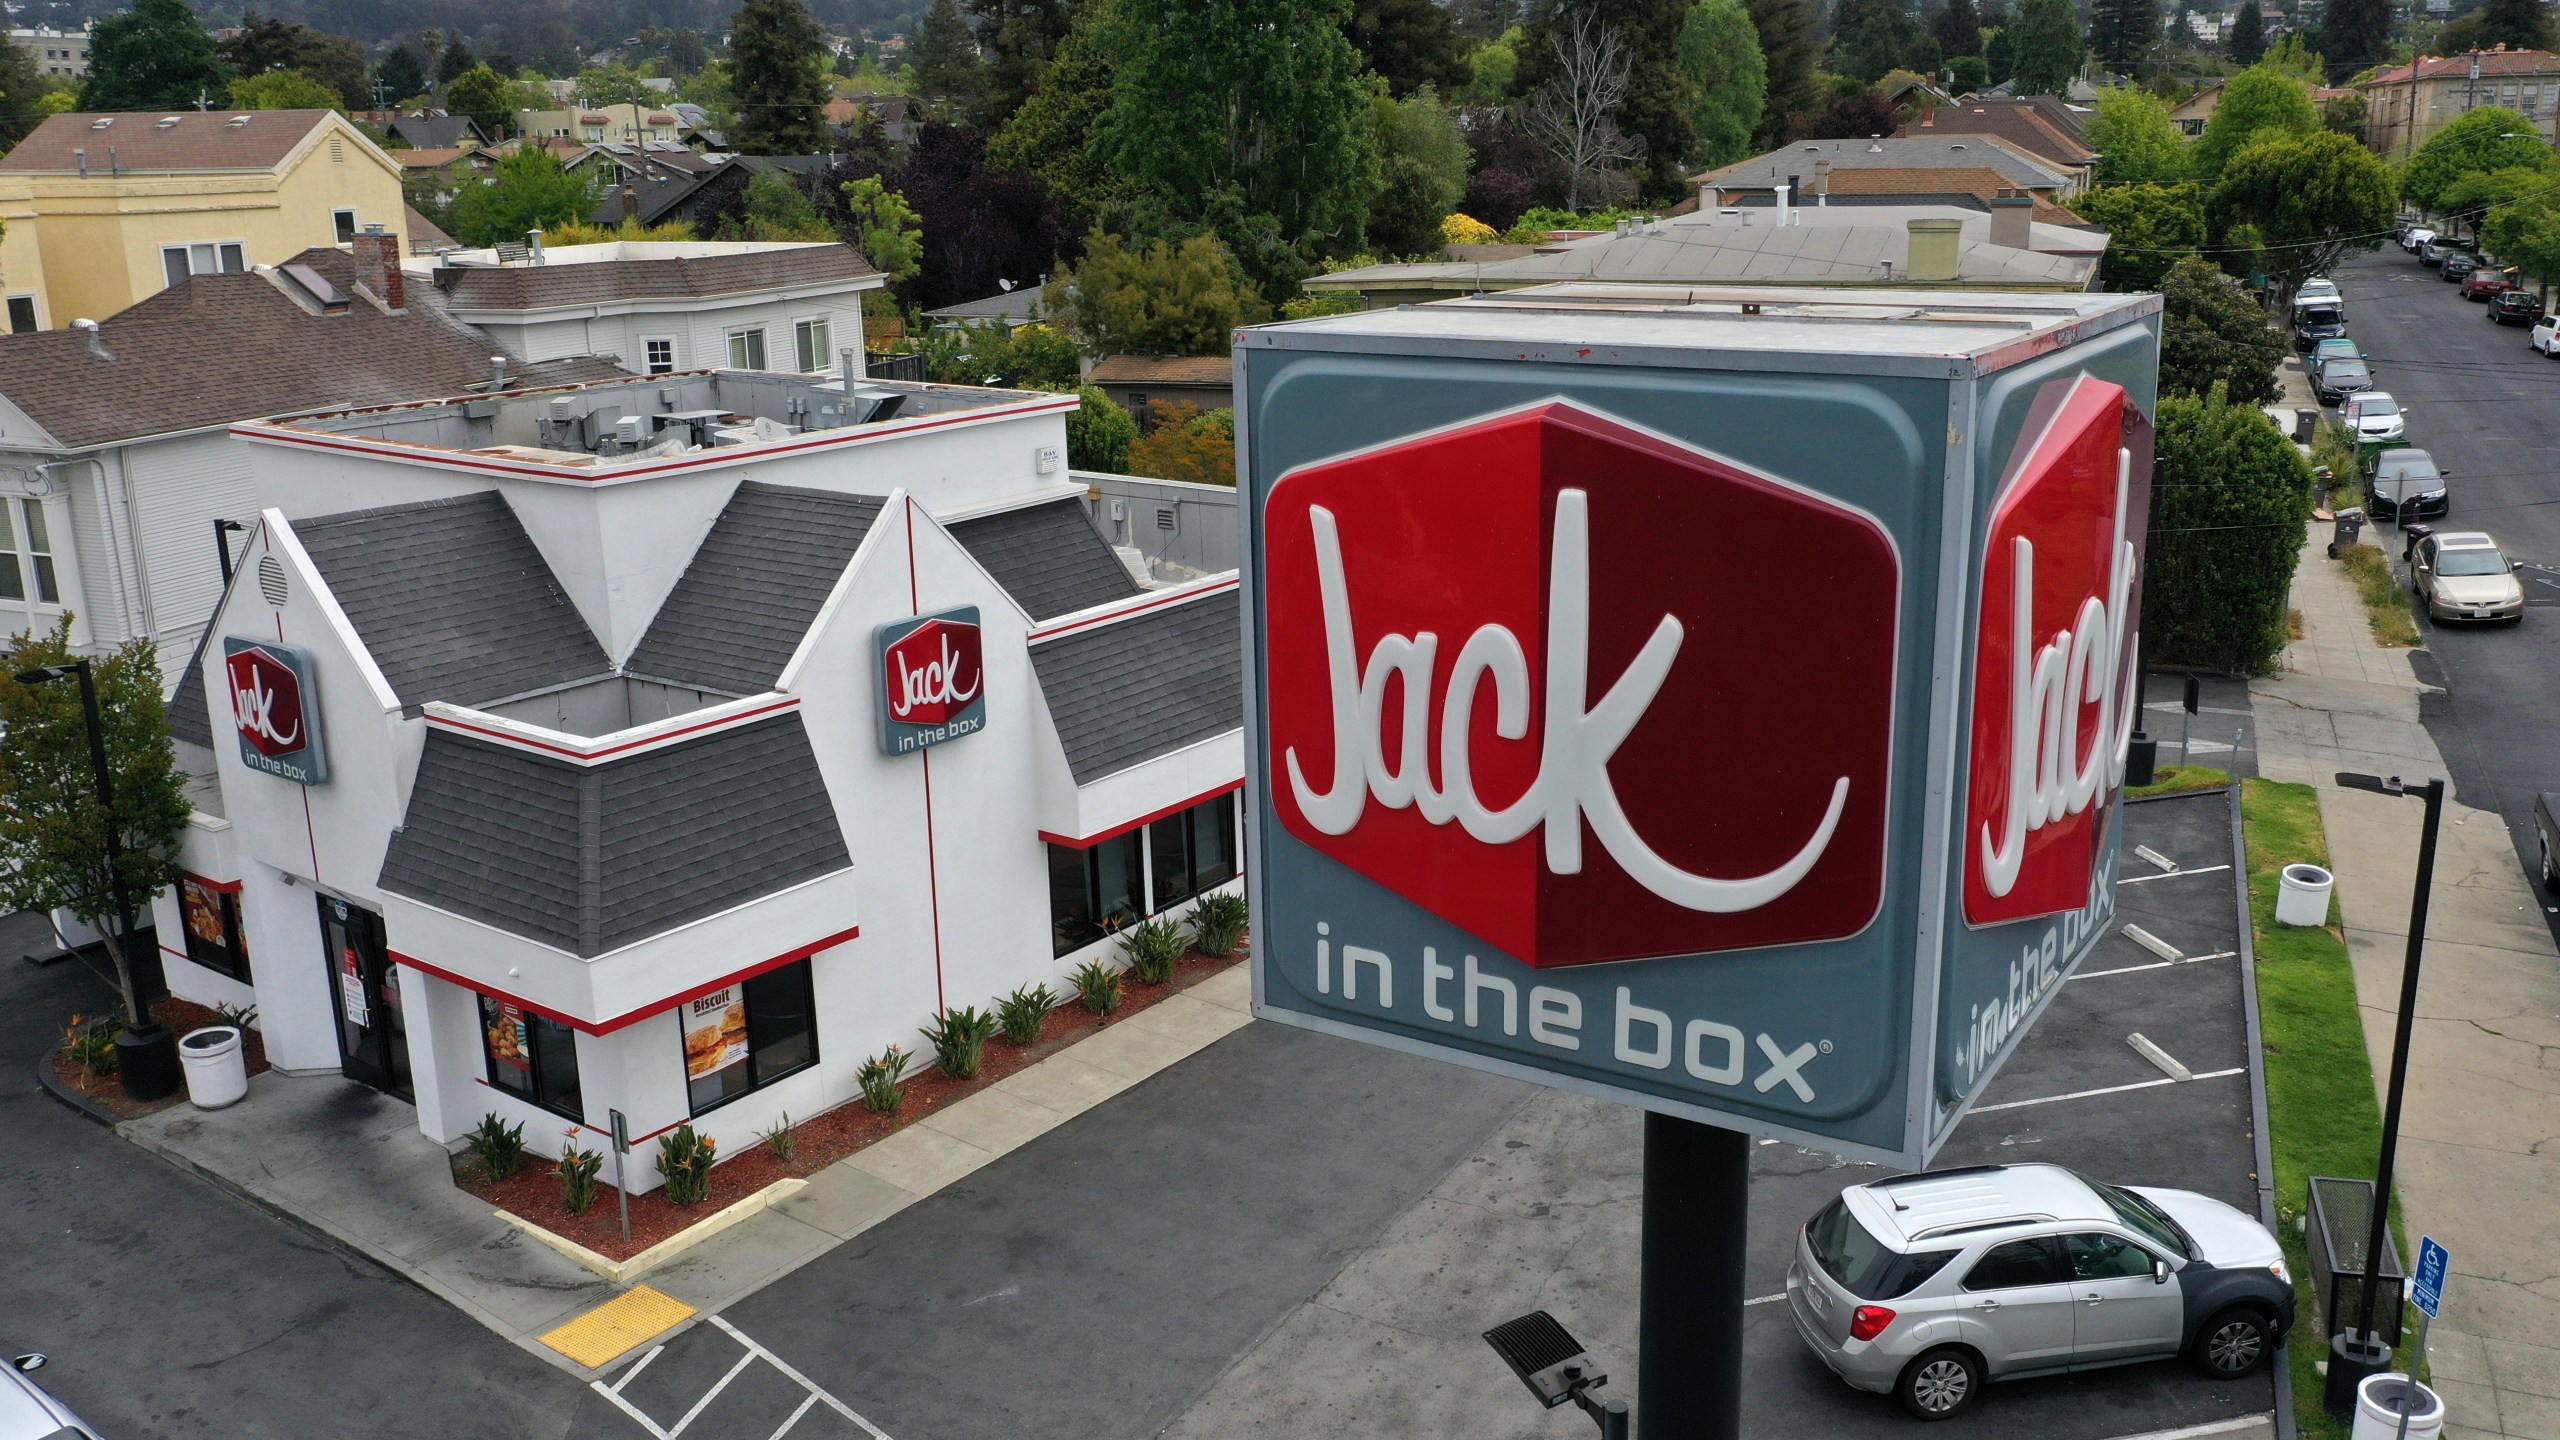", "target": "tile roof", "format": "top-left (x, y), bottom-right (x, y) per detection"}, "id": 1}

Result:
top-left (622, 482), bottom-right (885, 695)
top-left (1787, 167), bottom-right (2087, 225)
top-left (430, 242), bottom-right (878, 310)
top-left (2366, 49), bottom-right (2560, 84)
top-left (294, 491), bottom-right (613, 707)
top-left (0, 110), bottom-right (337, 173)
top-left (1032, 589), bottom-right (1241, 784)
top-left (1087, 354), bottom-right (1236, 386)
top-left (377, 713), bottom-right (851, 956)
top-left (946, 498), bottom-right (1142, 621)
top-left (1899, 102), bottom-right (2098, 168)
top-left (0, 248), bottom-right (627, 450)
